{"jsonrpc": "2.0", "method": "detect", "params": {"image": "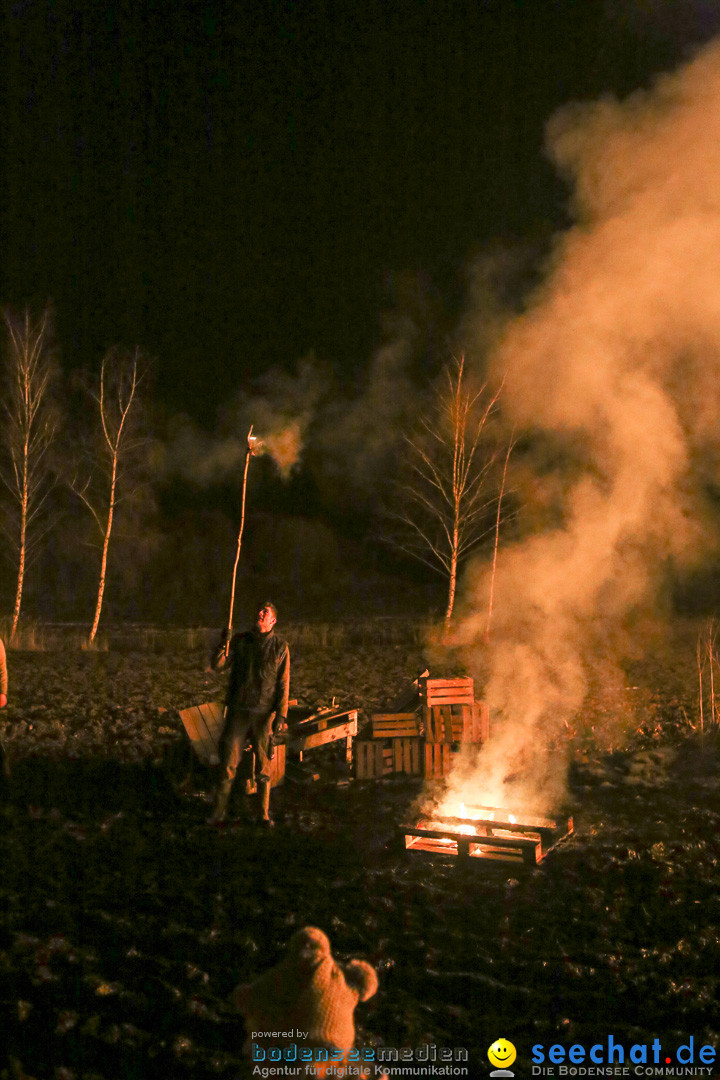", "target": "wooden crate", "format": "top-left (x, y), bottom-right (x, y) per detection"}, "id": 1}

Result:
top-left (420, 678), bottom-right (489, 744)
top-left (370, 713), bottom-right (420, 739)
top-left (354, 740), bottom-right (394, 779)
top-left (178, 700), bottom-right (224, 765)
top-left (355, 737), bottom-right (424, 778)
top-left (421, 676), bottom-right (475, 709)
